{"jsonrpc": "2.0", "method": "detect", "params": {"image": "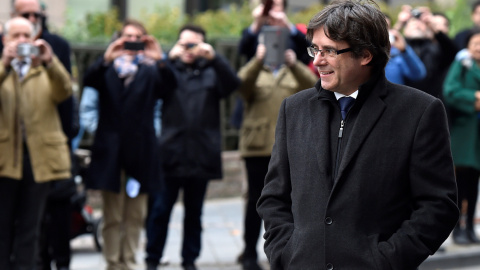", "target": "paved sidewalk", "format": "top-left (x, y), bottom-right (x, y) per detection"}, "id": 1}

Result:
top-left (70, 196), bottom-right (480, 270)
top-left (70, 197), bottom-right (269, 270)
